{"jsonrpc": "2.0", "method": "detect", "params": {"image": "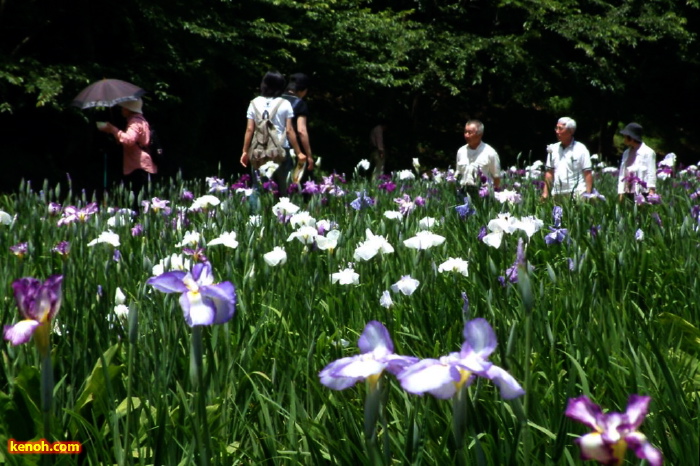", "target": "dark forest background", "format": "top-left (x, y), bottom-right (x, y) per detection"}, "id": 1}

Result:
top-left (1, 0), bottom-right (698, 195)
